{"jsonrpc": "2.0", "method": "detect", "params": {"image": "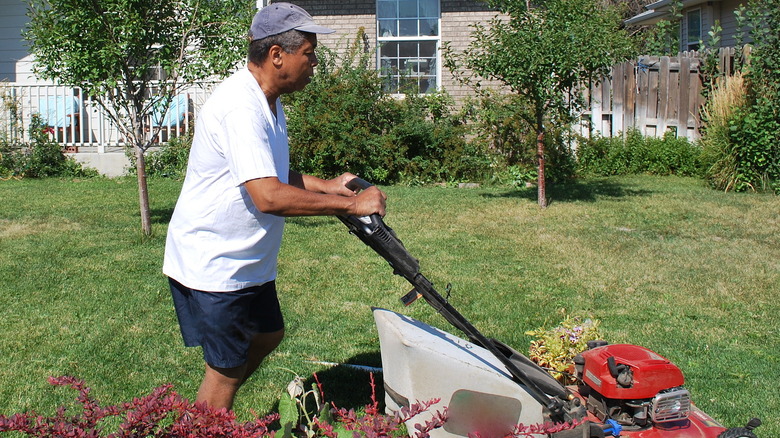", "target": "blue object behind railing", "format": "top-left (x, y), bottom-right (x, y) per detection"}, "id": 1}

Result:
top-left (151, 94), bottom-right (188, 127)
top-left (38, 95), bottom-right (80, 128)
